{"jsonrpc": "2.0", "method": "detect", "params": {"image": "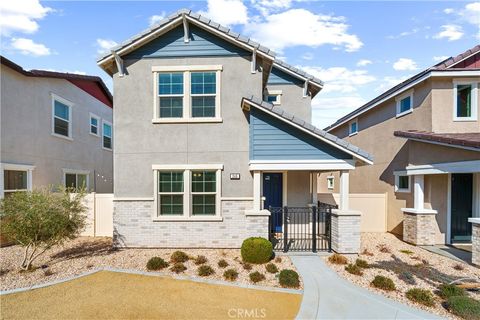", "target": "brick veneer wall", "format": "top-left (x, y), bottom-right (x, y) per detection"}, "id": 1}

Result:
top-left (472, 222), bottom-right (480, 266)
top-left (403, 212), bottom-right (437, 246)
top-left (331, 210), bottom-right (361, 254)
top-left (113, 199), bottom-right (268, 248)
